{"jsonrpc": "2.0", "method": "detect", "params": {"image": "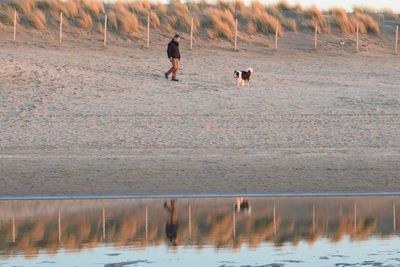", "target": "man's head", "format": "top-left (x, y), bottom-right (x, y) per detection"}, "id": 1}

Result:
top-left (173, 34), bottom-right (181, 43)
